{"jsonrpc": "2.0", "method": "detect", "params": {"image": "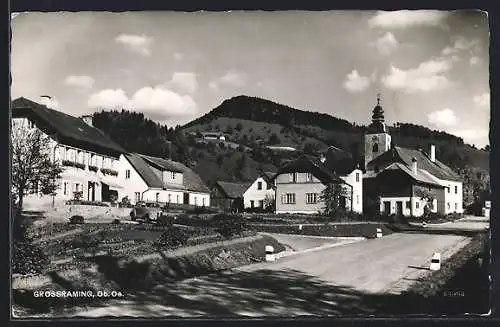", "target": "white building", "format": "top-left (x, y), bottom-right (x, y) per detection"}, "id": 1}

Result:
top-left (363, 96), bottom-right (464, 217)
top-left (274, 154), bottom-right (363, 215)
top-left (119, 153), bottom-right (210, 206)
top-left (243, 172), bottom-right (276, 209)
top-left (11, 97), bottom-right (125, 209)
